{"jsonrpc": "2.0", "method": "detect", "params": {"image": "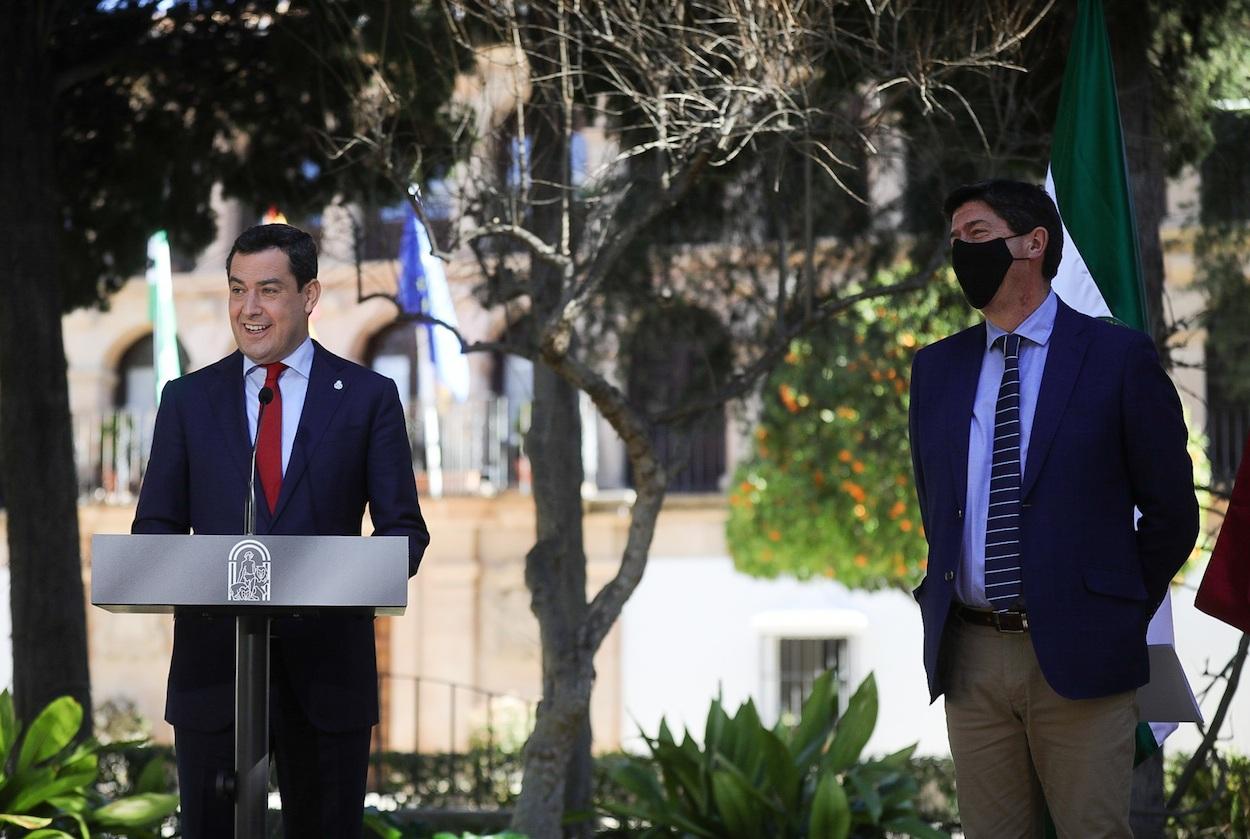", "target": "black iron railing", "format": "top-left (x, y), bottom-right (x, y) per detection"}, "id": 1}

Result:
top-left (371, 674), bottom-right (536, 809)
top-left (73, 400), bottom-right (527, 503)
top-left (1209, 399), bottom-right (1250, 487)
